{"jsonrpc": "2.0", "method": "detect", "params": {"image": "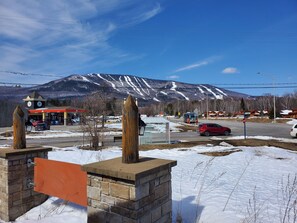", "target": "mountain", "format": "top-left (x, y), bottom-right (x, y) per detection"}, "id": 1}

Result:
top-left (0, 73), bottom-right (250, 102)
